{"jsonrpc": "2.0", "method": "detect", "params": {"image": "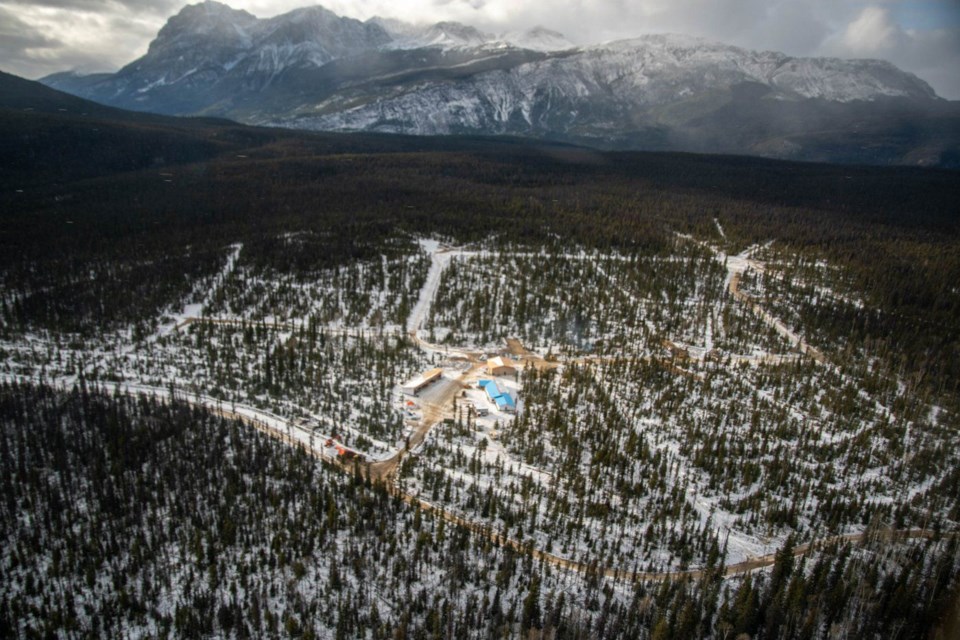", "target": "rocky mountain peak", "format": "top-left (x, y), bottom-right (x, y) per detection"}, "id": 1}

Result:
top-left (415, 21), bottom-right (491, 48)
top-left (255, 5), bottom-right (391, 56)
top-left (39, 1), bottom-right (952, 166)
top-left (135, 0), bottom-right (256, 75)
top-left (150, 1), bottom-right (256, 50)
